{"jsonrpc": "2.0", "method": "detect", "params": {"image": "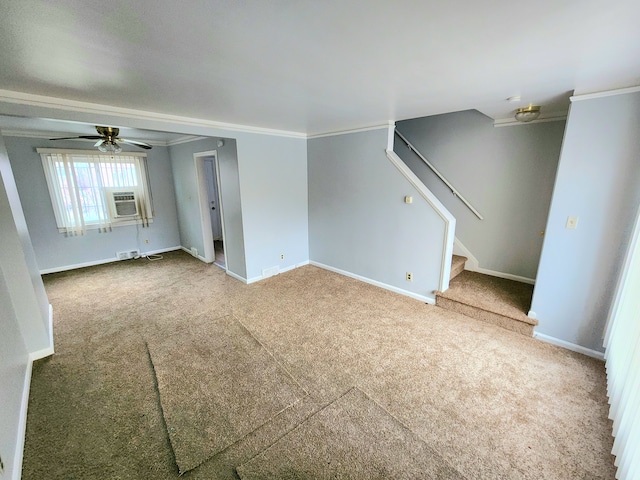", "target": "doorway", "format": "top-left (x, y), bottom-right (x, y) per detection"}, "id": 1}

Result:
top-left (194, 150), bottom-right (227, 269)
